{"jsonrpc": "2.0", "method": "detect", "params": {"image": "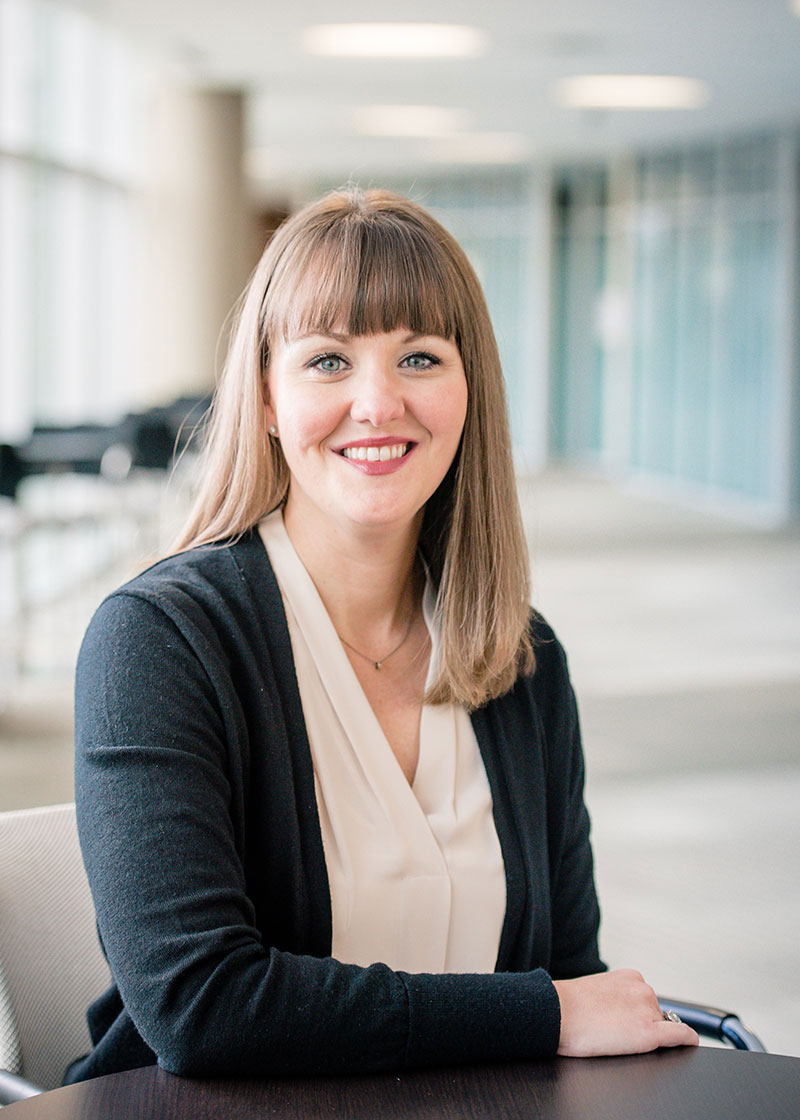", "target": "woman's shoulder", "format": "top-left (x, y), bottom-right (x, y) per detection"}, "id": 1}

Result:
top-left (473, 611), bottom-right (582, 790)
top-left (75, 528), bottom-right (294, 729)
top-left (82, 529), bottom-right (279, 651)
top-left (107, 529), bottom-right (272, 606)
top-left (488, 609), bottom-right (574, 720)
top-left (527, 610), bottom-right (571, 683)
top-left (125, 529), bottom-right (262, 586)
